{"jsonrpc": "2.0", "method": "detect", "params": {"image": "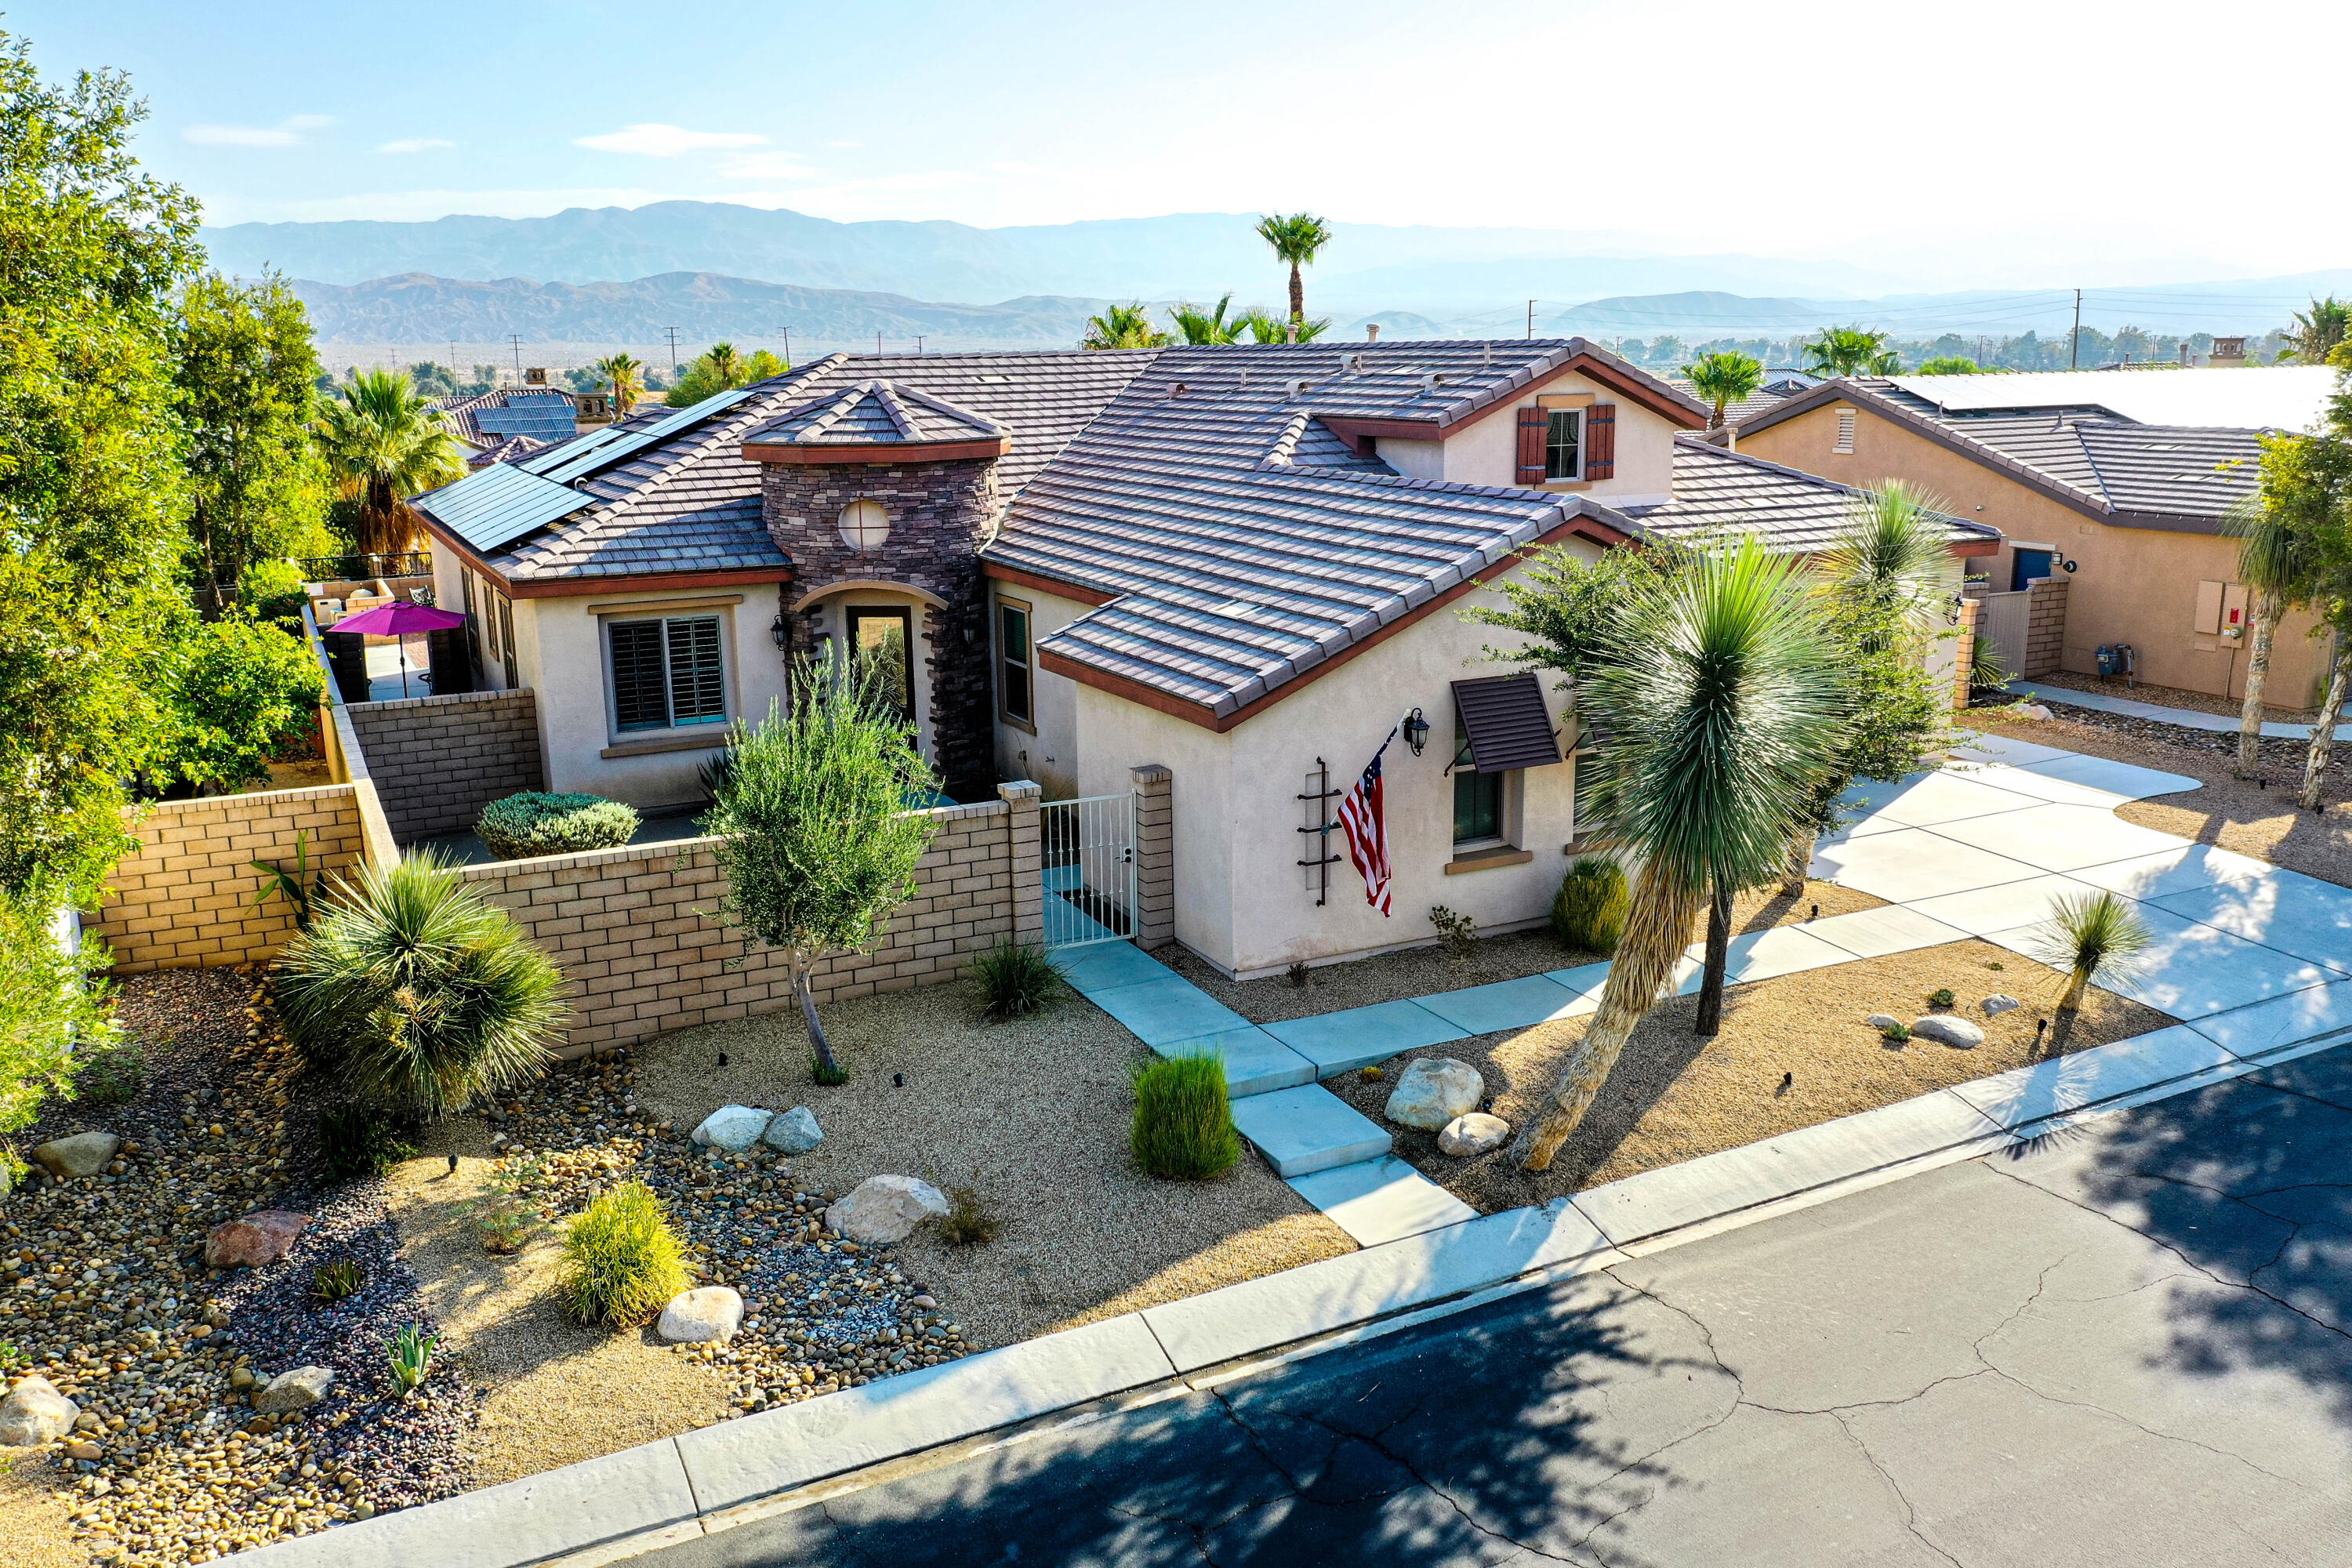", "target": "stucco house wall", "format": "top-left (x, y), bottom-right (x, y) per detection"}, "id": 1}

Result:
top-left (1374, 370), bottom-right (1679, 506)
top-left (989, 582), bottom-right (1096, 799)
top-left (1740, 398), bottom-right (2331, 705)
